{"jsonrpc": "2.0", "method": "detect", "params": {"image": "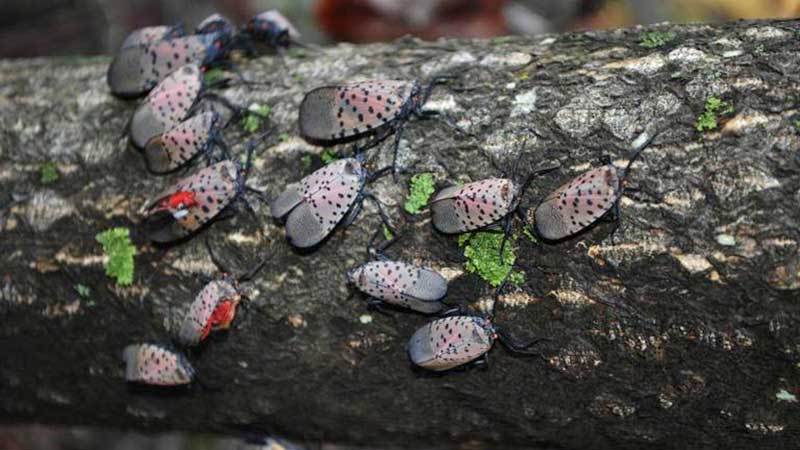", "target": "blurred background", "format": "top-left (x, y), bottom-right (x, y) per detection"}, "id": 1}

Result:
top-left (0, 0), bottom-right (798, 57)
